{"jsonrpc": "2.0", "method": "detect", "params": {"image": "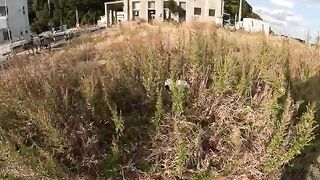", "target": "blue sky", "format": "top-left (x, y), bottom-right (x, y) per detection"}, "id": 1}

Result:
top-left (246, 0), bottom-right (320, 41)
